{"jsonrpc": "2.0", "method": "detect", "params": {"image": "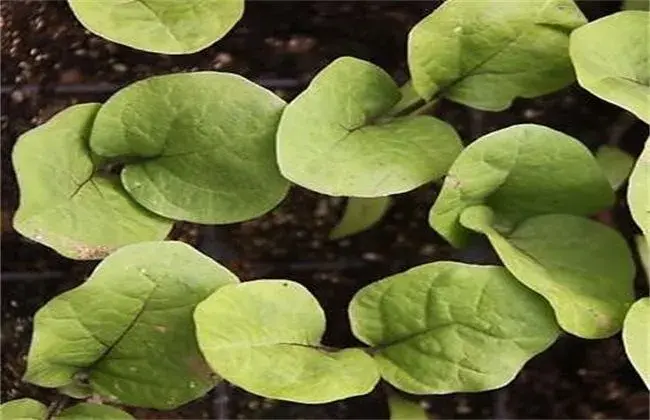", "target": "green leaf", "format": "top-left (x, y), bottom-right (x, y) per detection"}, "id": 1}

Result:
top-left (460, 206), bottom-right (635, 338)
top-left (277, 57), bottom-right (462, 197)
top-left (622, 297), bottom-right (650, 388)
top-left (330, 196), bottom-right (392, 240)
top-left (429, 124), bottom-right (614, 247)
top-left (24, 241), bottom-right (238, 409)
top-left (387, 393), bottom-right (428, 420)
top-left (58, 403), bottom-right (133, 419)
top-left (349, 262), bottom-right (559, 394)
top-left (408, 0), bottom-right (586, 110)
top-left (89, 72), bottom-right (289, 224)
top-left (68, 0), bottom-right (244, 54)
top-left (628, 139), bottom-right (650, 236)
top-left (595, 145), bottom-right (635, 191)
top-left (570, 11), bottom-right (650, 123)
top-left (0, 399), bottom-right (47, 420)
top-left (195, 280), bottom-right (380, 403)
top-left (12, 103), bottom-right (173, 260)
